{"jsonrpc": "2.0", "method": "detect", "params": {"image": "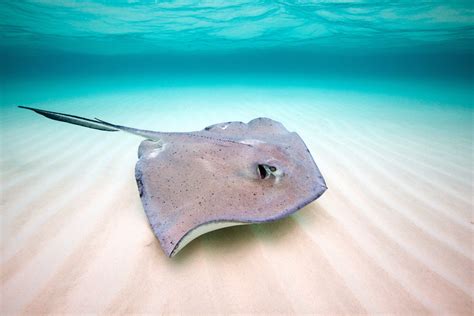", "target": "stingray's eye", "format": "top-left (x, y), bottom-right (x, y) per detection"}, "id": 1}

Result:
top-left (257, 164), bottom-right (278, 180)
